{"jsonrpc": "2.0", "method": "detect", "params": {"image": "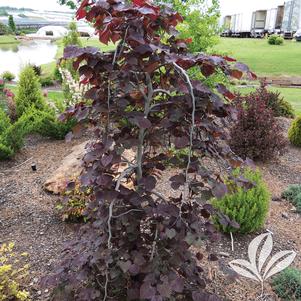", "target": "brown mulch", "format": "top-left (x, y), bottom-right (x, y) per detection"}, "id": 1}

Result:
top-left (0, 117), bottom-right (300, 301)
